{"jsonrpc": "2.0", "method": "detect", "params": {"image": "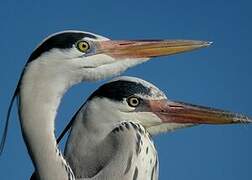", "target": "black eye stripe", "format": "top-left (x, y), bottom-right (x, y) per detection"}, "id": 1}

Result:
top-left (28, 32), bottom-right (97, 62)
top-left (88, 80), bottom-right (151, 101)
